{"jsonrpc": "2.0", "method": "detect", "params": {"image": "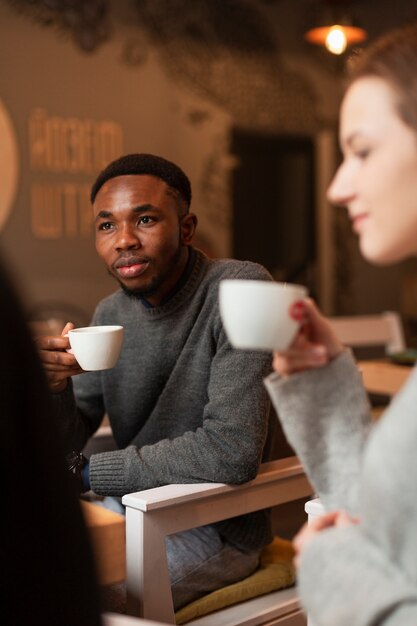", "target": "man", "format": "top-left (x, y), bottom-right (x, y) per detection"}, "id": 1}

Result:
top-left (37, 153), bottom-right (275, 610)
